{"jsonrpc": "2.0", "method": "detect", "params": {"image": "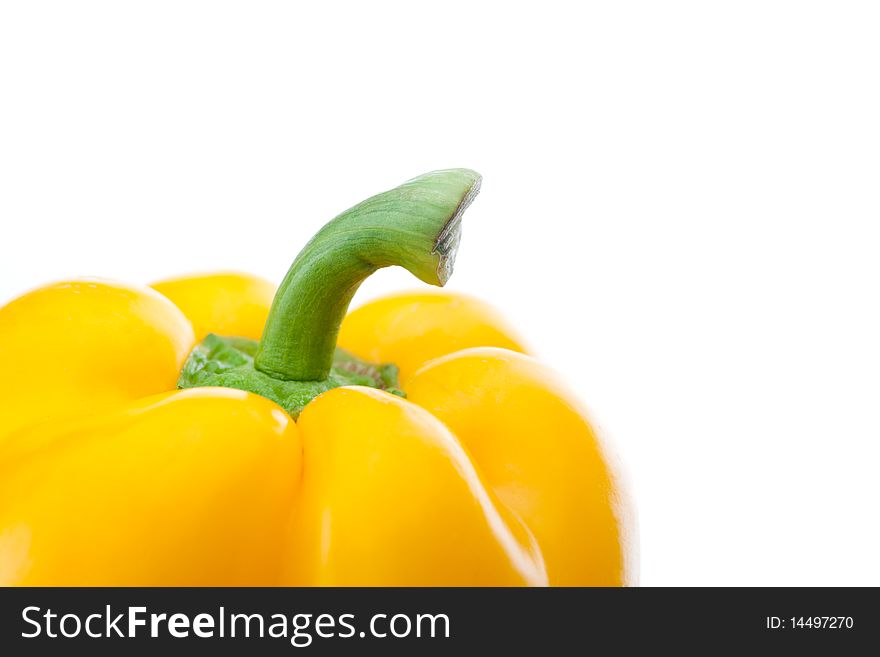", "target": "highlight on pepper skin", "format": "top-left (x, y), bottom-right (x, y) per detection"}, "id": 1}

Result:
top-left (0, 168), bottom-right (637, 587)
